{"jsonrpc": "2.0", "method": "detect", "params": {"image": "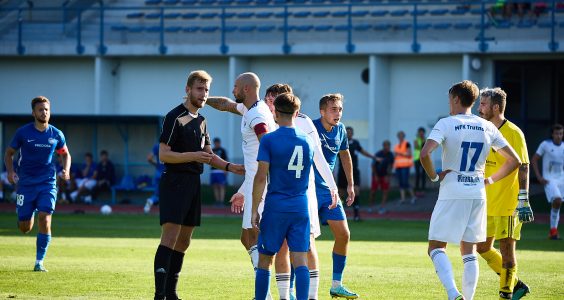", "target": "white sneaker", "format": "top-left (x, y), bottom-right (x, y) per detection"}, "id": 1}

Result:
top-left (144, 198), bottom-right (153, 214)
